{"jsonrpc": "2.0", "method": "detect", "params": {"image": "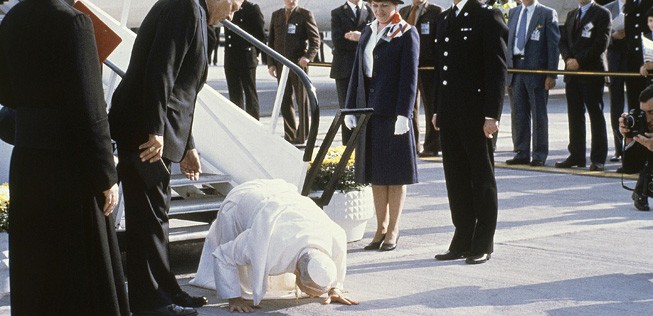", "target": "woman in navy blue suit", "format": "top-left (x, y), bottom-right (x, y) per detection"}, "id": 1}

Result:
top-left (344, 0), bottom-right (419, 252)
